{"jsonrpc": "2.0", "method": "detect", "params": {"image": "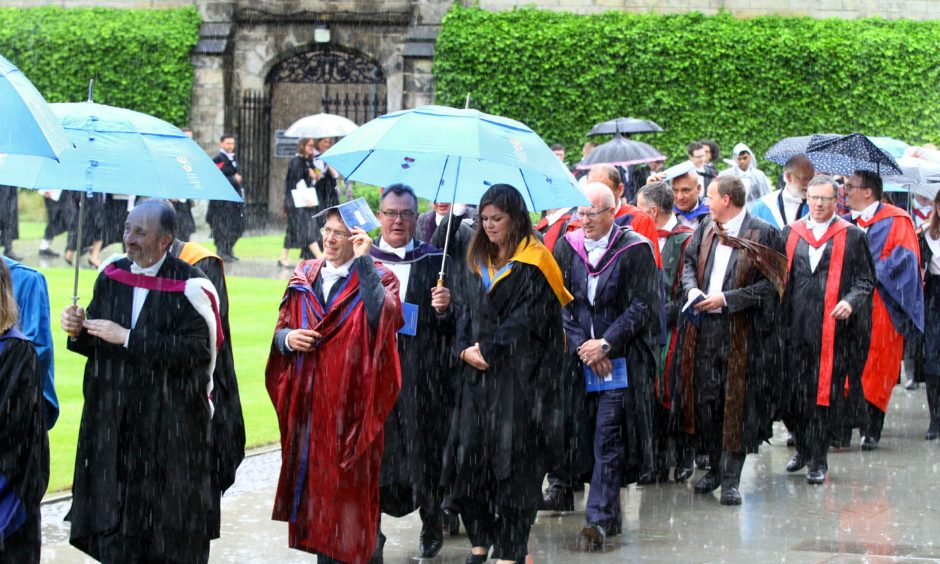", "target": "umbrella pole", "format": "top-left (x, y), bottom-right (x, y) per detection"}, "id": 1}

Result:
top-left (437, 201), bottom-right (456, 288)
top-left (71, 194), bottom-right (84, 307)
